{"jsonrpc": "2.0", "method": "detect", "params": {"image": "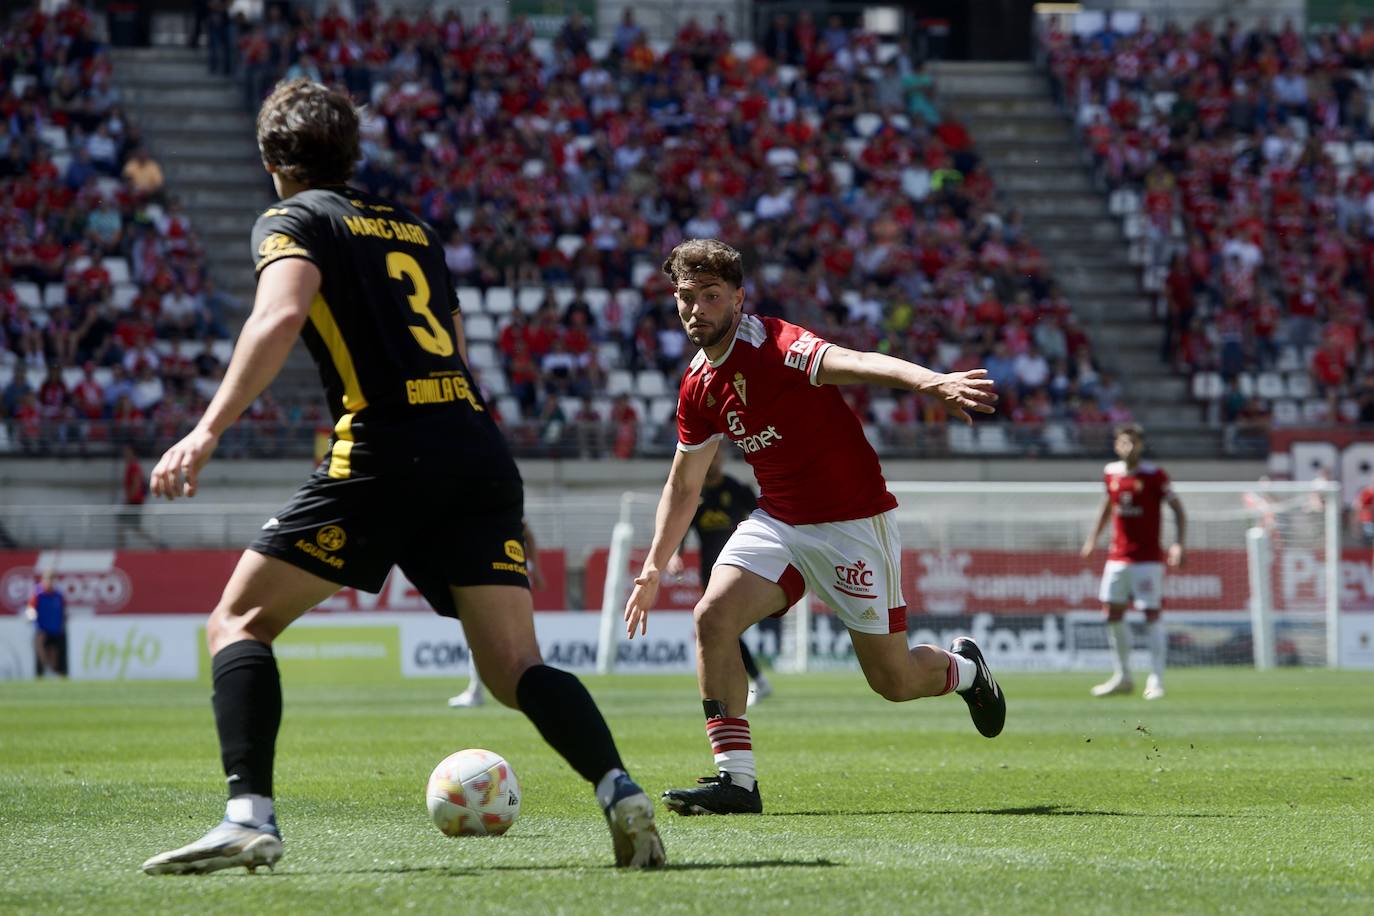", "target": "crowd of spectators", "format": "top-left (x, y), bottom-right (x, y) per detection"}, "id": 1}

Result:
top-left (1045, 16), bottom-right (1374, 428)
top-left (217, 2), bottom-right (1121, 455)
top-left (0, 3), bottom-right (246, 454)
